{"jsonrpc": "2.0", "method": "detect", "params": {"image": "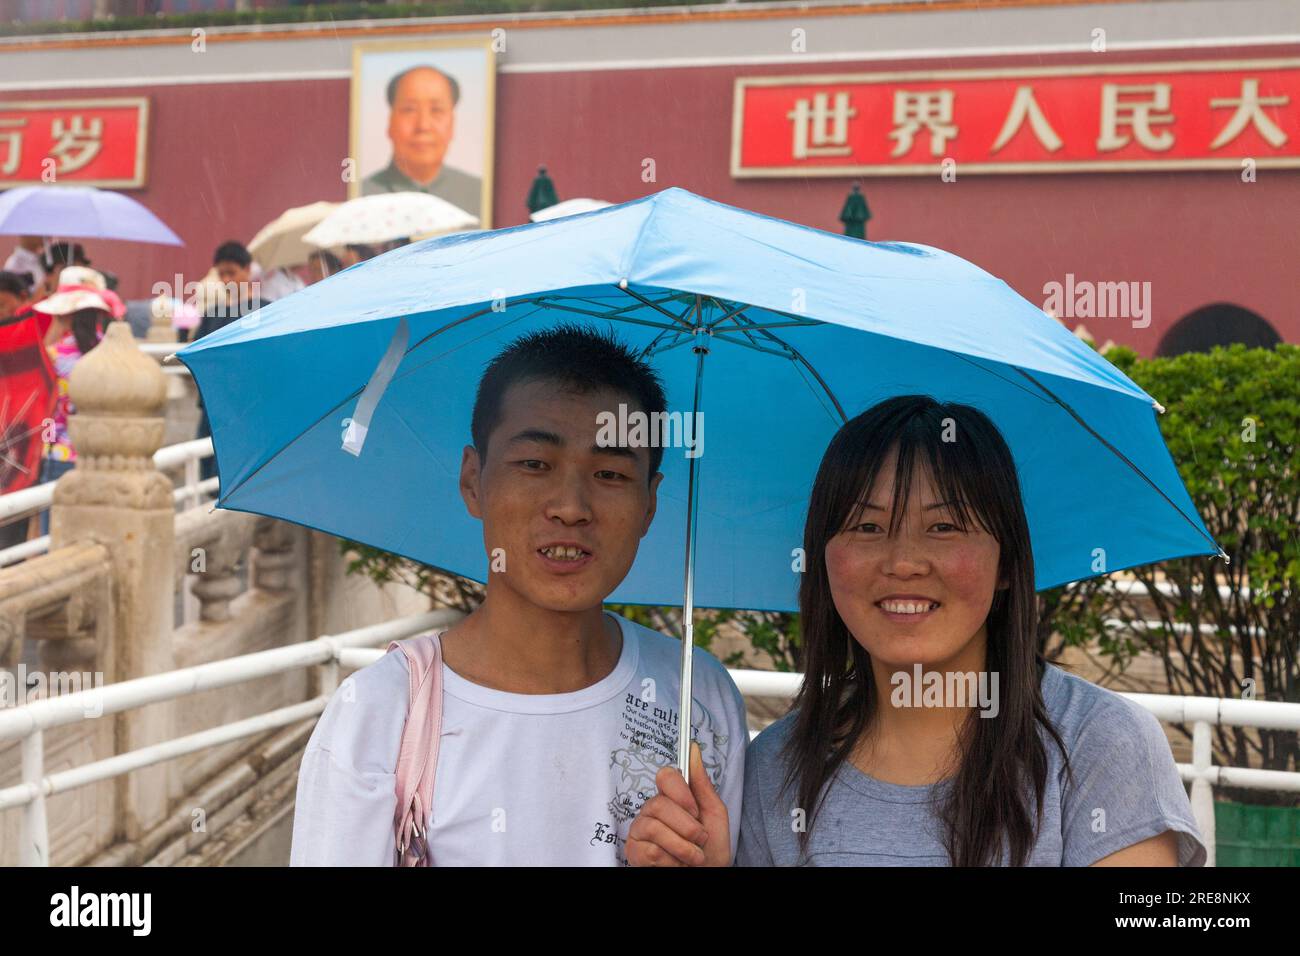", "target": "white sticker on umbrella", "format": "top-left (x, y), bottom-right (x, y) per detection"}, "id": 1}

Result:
top-left (342, 316), bottom-right (409, 457)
